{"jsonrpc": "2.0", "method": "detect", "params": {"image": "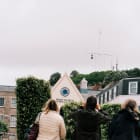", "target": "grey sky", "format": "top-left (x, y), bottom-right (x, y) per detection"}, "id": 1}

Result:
top-left (0, 0), bottom-right (140, 85)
